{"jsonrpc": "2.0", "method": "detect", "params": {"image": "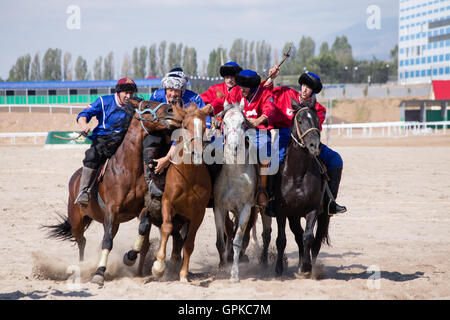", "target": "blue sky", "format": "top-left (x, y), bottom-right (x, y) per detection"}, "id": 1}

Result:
top-left (1, 0), bottom-right (399, 79)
